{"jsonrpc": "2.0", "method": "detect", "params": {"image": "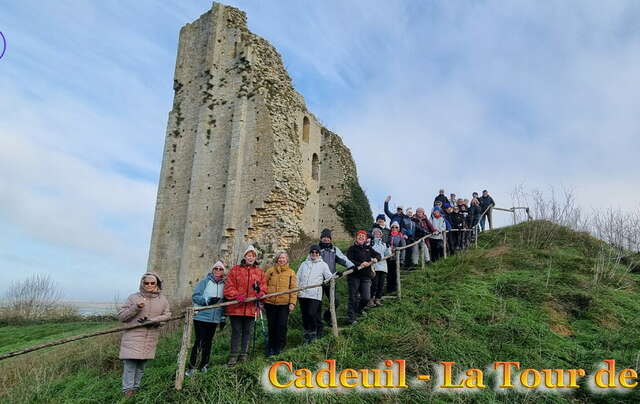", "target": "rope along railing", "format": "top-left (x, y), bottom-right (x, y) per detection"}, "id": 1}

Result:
top-left (0, 205), bottom-right (529, 391)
